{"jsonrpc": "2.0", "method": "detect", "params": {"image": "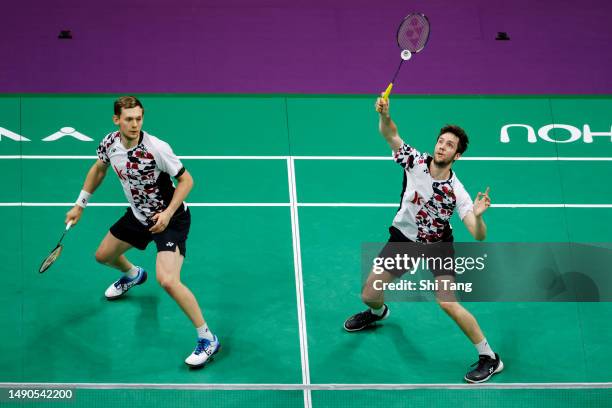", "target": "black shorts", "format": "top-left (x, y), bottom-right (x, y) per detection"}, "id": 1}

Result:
top-left (110, 207), bottom-right (191, 257)
top-left (377, 226), bottom-right (456, 277)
